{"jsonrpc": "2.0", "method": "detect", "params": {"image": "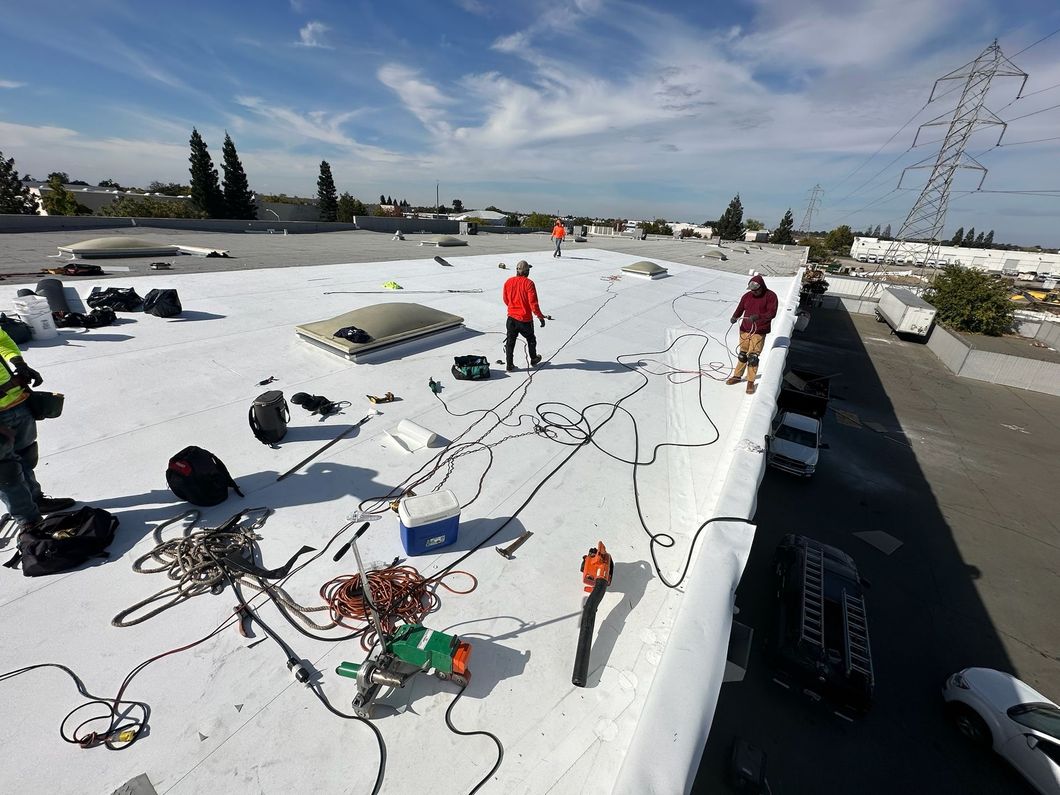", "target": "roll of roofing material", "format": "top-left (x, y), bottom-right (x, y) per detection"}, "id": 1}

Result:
top-left (388, 419), bottom-right (438, 452)
top-left (35, 278), bottom-right (72, 313)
